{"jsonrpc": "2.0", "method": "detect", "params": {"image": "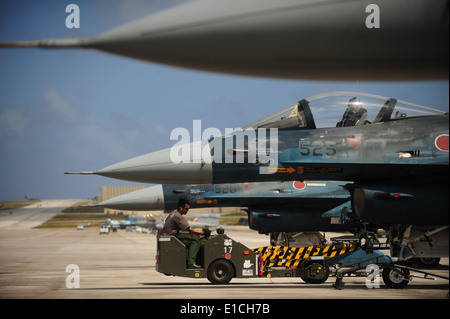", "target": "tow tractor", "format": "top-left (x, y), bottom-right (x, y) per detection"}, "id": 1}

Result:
top-left (156, 228), bottom-right (448, 288)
